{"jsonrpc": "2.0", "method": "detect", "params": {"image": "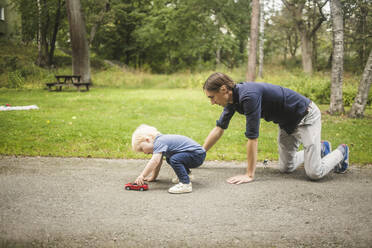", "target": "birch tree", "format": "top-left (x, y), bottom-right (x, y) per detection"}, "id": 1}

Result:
top-left (246, 0), bottom-right (260, 81)
top-left (65, 0), bottom-right (91, 83)
top-left (258, 0), bottom-right (265, 78)
top-left (329, 0), bottom-right (344, 114)
top-left (349, 50), bottom-right (372, 118)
